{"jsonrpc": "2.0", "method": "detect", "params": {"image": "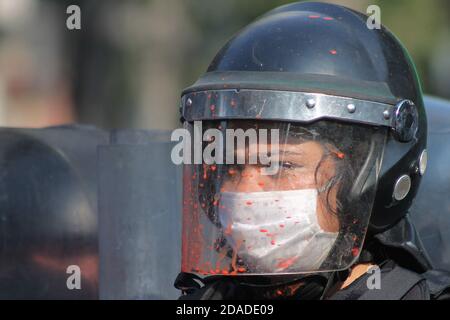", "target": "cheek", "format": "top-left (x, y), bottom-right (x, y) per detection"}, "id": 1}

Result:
top-left (221, 180), bottom-right (231, 192)
top-left (316, 188), bottom-right (340, 232)
top-left (275, 170), bottom-right (317, 190)
top-left (315, 159), bottom-right (336, 189)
